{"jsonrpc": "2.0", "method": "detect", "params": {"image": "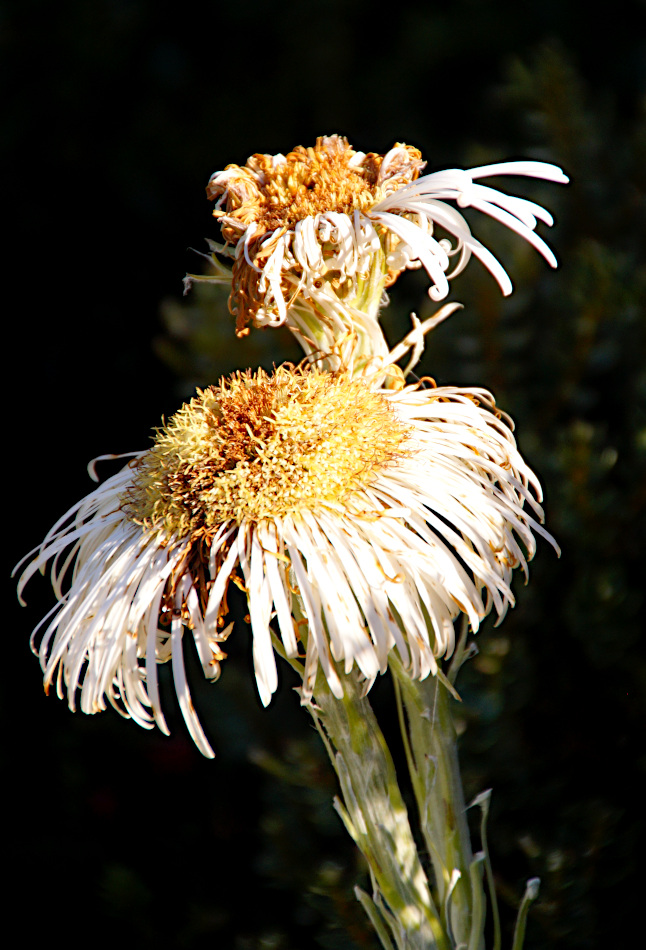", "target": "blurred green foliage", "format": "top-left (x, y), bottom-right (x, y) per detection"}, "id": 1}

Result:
top-left (7, 4), bottom-right (644, 949)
